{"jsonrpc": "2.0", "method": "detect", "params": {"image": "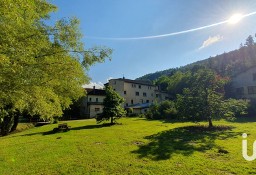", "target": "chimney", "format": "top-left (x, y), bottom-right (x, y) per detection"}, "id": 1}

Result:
top-left (93, 86), bottom-right (95, 89)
